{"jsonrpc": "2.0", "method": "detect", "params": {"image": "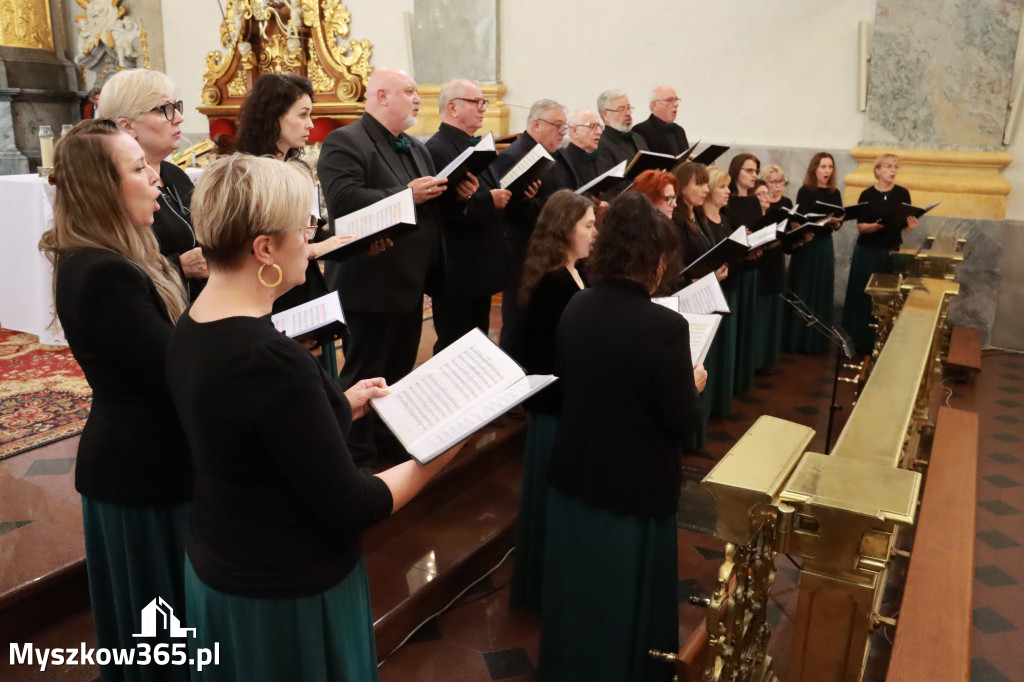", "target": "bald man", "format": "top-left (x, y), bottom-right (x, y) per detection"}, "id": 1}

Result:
top-left (425, 79), bottom-right (512, 353)
top-left (632, 86), bottom-right (690, 156)
top-left (318, 67), bottom-right (452, 463)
